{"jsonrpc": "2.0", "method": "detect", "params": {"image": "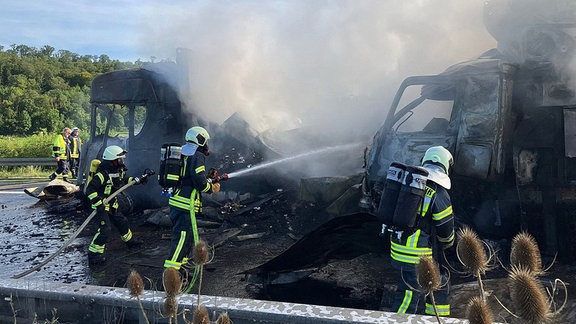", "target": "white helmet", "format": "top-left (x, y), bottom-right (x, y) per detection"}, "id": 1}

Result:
top-left (422, 146), bottom-right (453, 175)
top-left (102, 145), bottom-right (127, 161)
top-left (185, 126), bottom-right (210, 146)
